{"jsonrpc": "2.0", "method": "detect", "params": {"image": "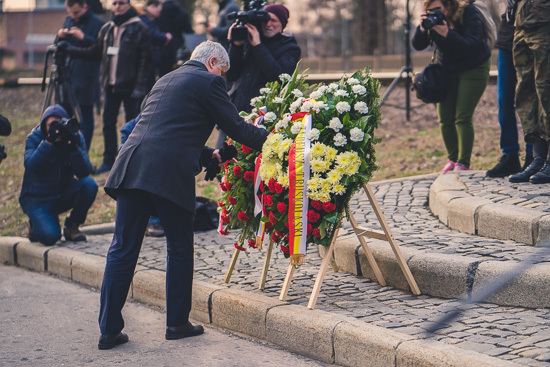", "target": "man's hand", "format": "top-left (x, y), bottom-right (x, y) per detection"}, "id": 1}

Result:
top-left (57, 28), bottom-right (70, 39)
top-left (204, 145), bottom-right (238, 181)
top-left (228, 23), bottom-right (242, 46)
top-left (431, 21), bottom-right (448, 37)
top-left (63, 131), bottom-right (80, 153)
top-left (245, 23), bottom-right (261, 46)
top-left (164, 32), bottom-right (173, 46)
top-left (68, 27), bottom-right (84, 41)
